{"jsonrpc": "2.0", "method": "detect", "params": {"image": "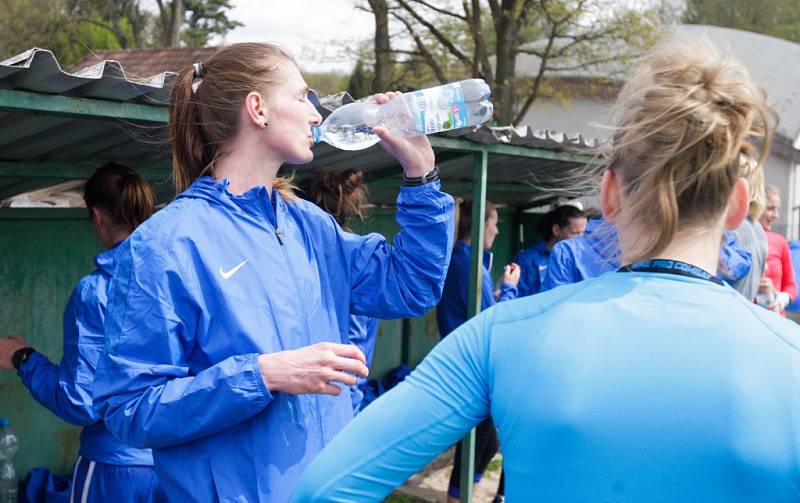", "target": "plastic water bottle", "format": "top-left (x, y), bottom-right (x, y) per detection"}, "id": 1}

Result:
top-left (0, 419), bottom-right (18, 503)
top-left (312, 79), bottom-right (493, 151)
top-left (756, 288), bottom-right (776, 308)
